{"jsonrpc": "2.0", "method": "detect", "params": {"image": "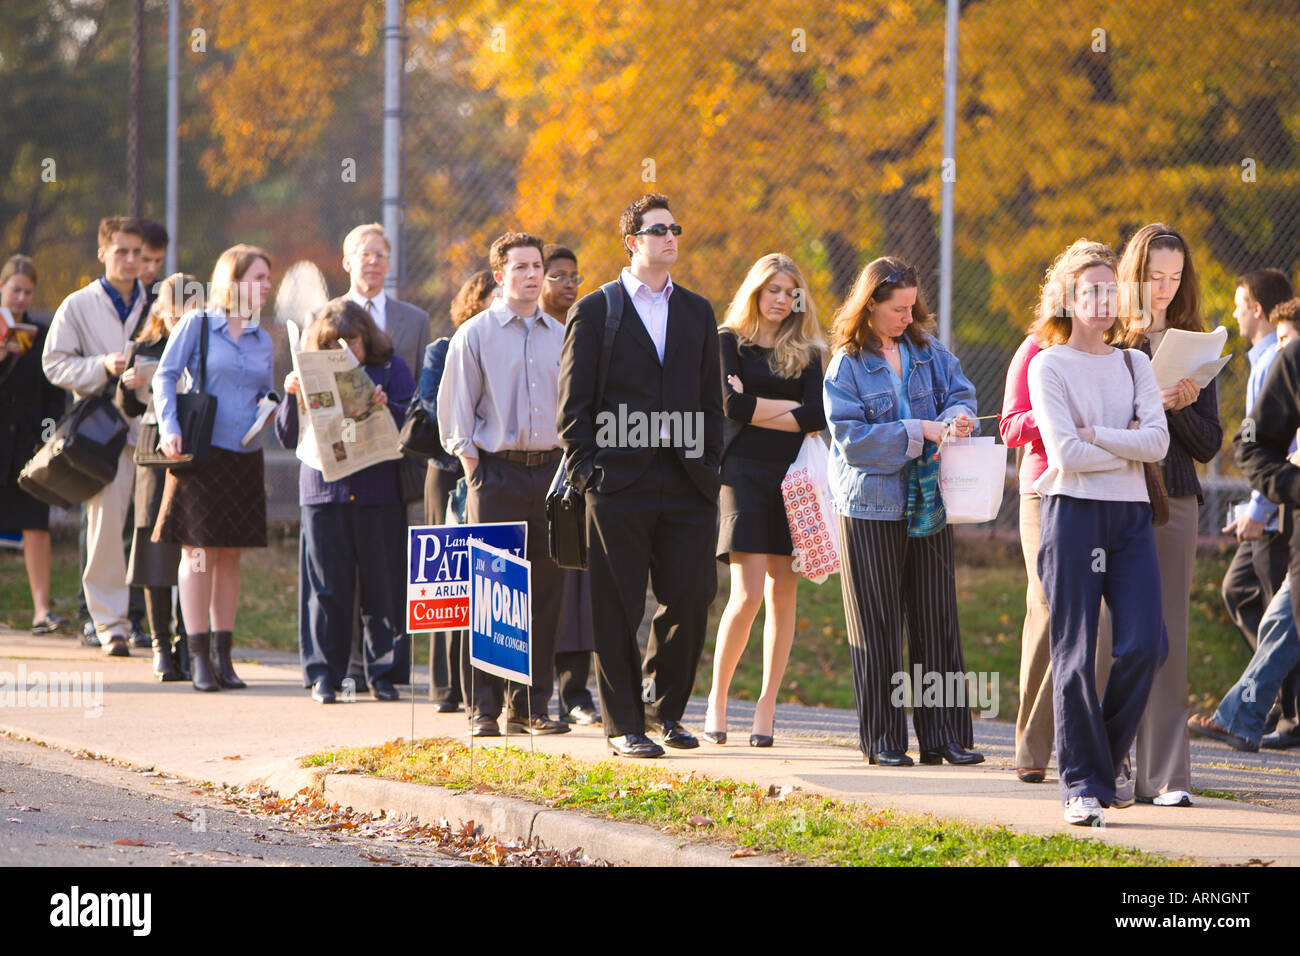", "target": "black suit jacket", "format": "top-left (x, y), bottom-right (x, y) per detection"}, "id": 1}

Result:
top-left (557, 278), bottom-right (722, 501)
